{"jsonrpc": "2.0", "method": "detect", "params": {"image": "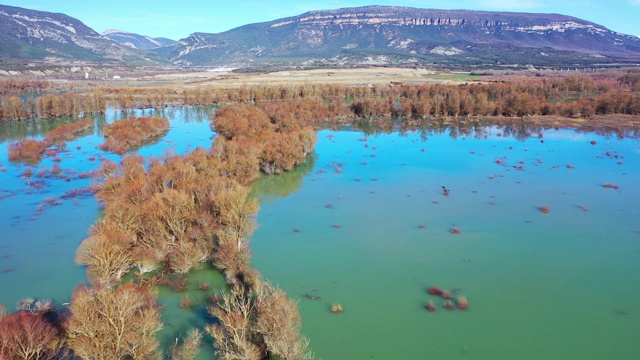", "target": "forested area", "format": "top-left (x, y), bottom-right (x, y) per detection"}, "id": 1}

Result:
top-left (2, 74), bottom-right (640, 123)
